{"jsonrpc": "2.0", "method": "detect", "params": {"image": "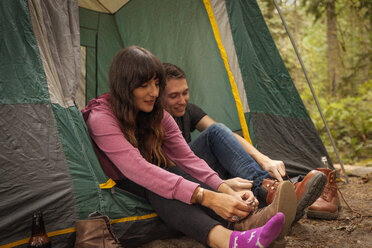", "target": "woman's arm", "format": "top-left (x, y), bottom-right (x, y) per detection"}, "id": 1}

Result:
top-left (86, 104), bottom-right (200, 204)
top-left (161, 111), bottom-right (224, 191)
